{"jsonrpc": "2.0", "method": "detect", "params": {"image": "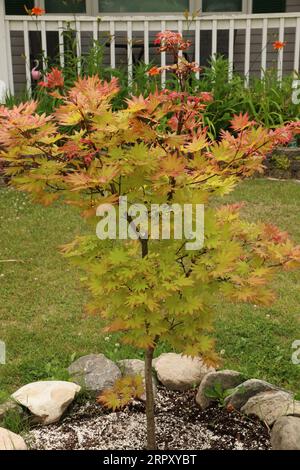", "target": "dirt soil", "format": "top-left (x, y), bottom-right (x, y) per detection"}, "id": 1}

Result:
top-left (27, 386), bottom-right (271, 450)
